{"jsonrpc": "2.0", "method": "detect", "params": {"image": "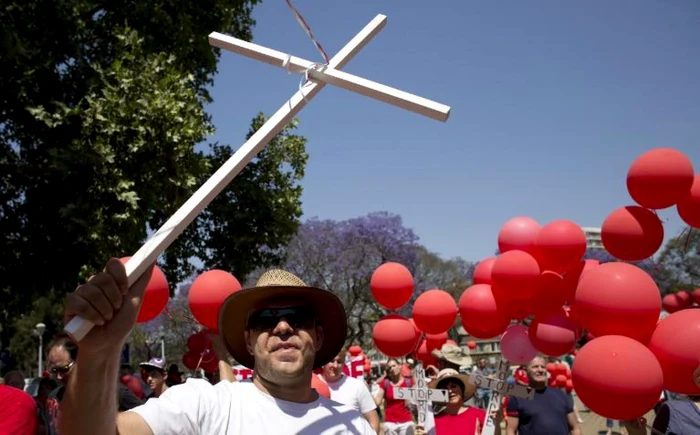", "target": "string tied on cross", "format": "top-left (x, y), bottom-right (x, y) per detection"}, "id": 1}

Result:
top-left (282, 0), bottom-right (330, 102)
